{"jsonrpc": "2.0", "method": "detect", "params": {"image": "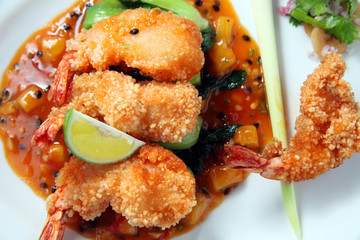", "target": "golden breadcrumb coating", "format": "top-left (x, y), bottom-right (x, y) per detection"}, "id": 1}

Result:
top-left (264, 53), bottom-right (360, 182)
top-left (224, 53), bottom-right (360, 183)
top-left (46, 144), bottom-right (196, 228)
top-left (95, 71), bottom-right (202, 142)
top-left (32, 70), bottom-right (201, 145)
top-left (66, 8), bottom-right (204, 82)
